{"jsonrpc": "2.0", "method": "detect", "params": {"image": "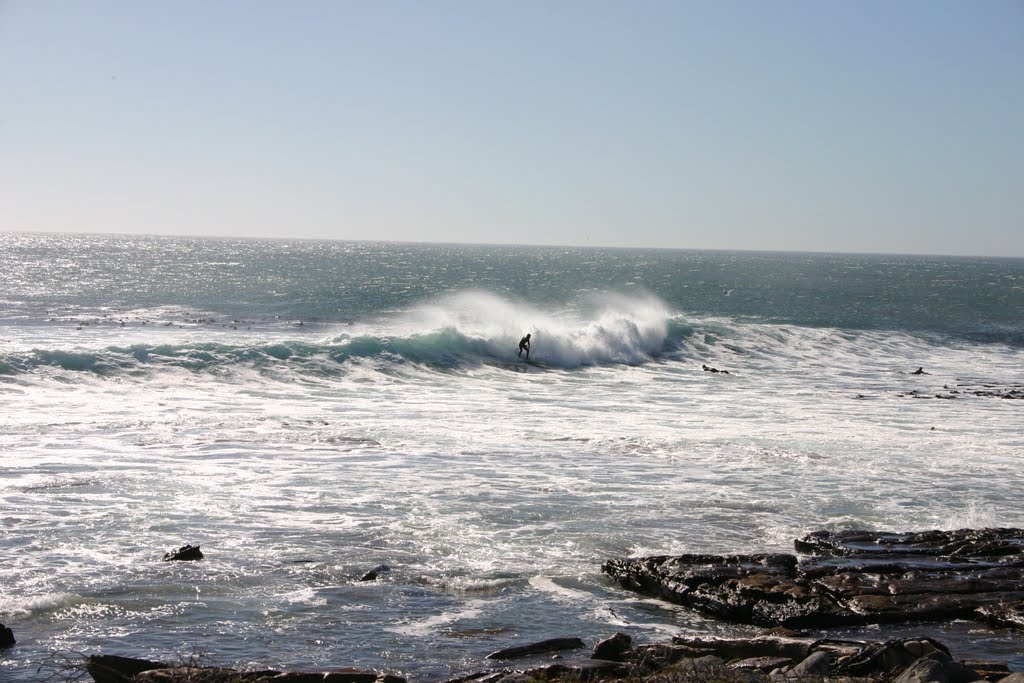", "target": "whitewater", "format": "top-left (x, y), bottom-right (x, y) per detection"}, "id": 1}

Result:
top-left (1, 233), bottom-right (1022, 679)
